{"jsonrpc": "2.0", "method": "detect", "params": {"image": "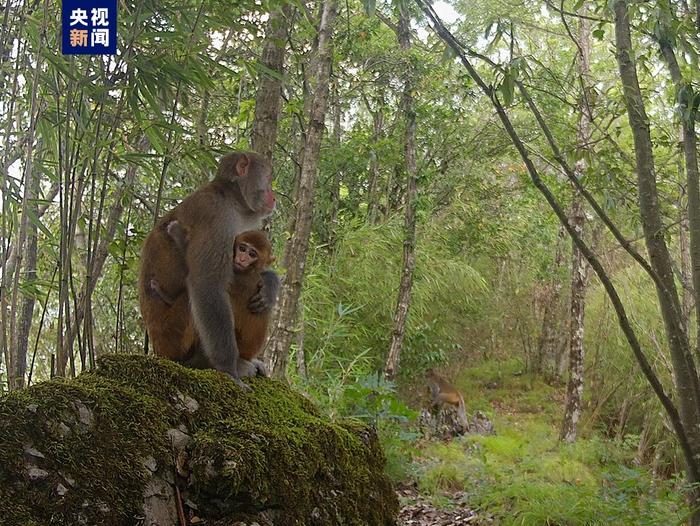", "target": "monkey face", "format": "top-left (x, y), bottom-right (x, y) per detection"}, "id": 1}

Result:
top-left (238, 157), bottom-right (276, 215)
top-left (251, 177), bottom-right (276, 215)
top-left (234, 242), bottom-right (259, 272)
top-left (217, 152), bottom-right (276, 215)
top-left (233, 231), bottom-right (274, 273)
